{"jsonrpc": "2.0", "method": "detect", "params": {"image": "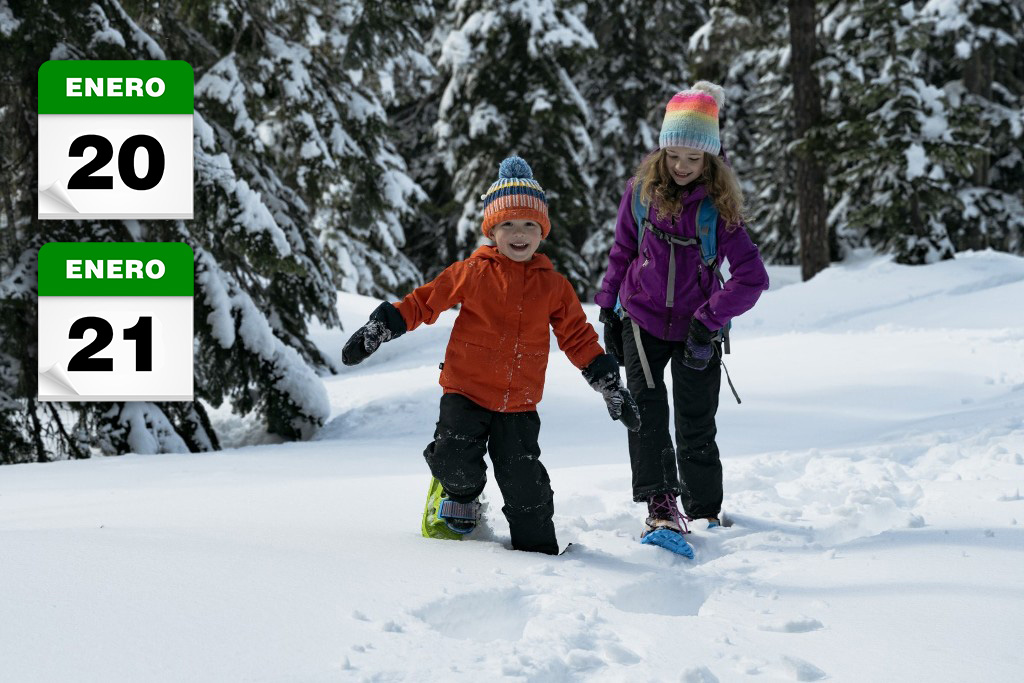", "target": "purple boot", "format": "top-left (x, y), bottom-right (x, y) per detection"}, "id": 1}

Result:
top-left (640, 493), bottom-right (694, 558)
